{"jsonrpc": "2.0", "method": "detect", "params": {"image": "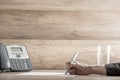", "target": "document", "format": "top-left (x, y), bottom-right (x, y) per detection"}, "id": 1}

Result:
top-left (18, 71), bottom-right (77, 77)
